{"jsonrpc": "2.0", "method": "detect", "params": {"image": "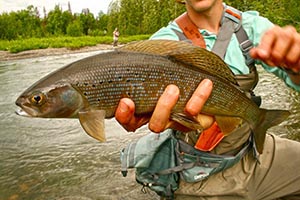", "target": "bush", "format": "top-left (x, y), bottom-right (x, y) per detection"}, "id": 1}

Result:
top-left (66, 22), bottom-right (83, 37)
